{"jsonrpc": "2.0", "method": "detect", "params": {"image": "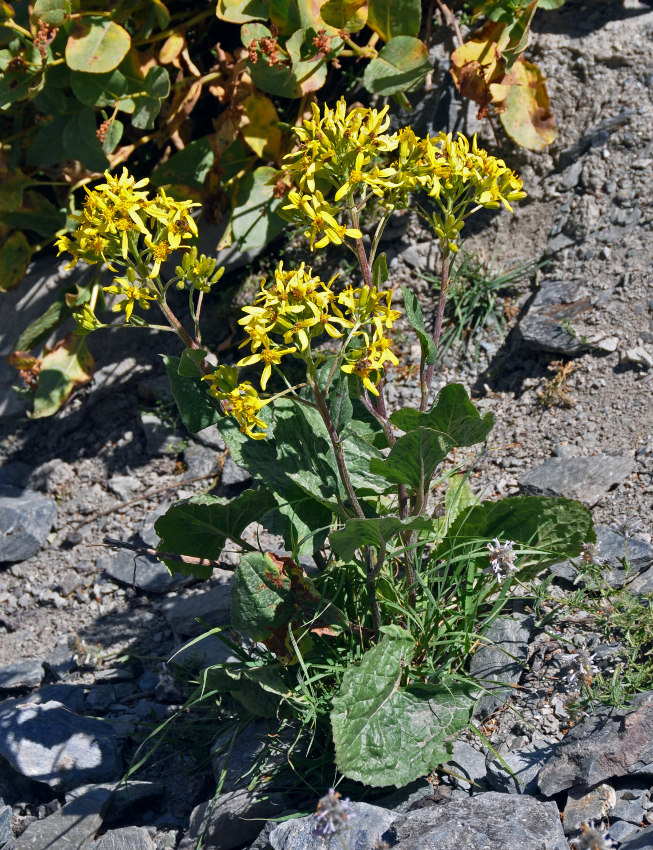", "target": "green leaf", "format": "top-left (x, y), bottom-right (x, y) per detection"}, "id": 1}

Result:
top-left (102, 118), bottom-right (123, 155)
top-left (216, 415), bottom-right (333, 556)
top-left (217, 0), bottom-right (268, 24)
top-left (363, 36), bottom-right (431, 96)
top-left (537, 0), bottom-right (566, 8)
top-left (32, 334), bottom-right (94, 418)
top-left (321, 0), bottom-right (367, 31)
top-left (401, 284), bottom-right (436, 367)
top-left (369, 427), bottom-right (453, 491)
top-left (177, 348), bottom-right (208, 378)
top-left (444, 474), bottom-right (478, 526)
top-left (145, 64), bottom-right (170, 98)
top-left (162, 354), bottom-right (222, 434)
top-left (0, 230), bottom-right (31, 292)
top-left (230, 166), bottom-right (285, 253)
top-left (391, 383), bottom-right (494, 447)
top-left (151, 136), bottom-right (215, 191)
top-left (32, 0), bottom-right (71, 25)
top-left (70, 69), bottom-right (128, 107)
top-left (331, 632), bottom-right (474, 786)
top-left (205, 665), bottom-right (287, 718)
top-left (131, 95), bottom-right (161, 130)
top-left (273, 402), bottom-right (341, 512)
top-left (14, 281), bottom-right (93, 350)
top-left (327, 373), bottom-right (353, 435)
top-left (62, 109), bottom-right (109, 172)
top-left (367, 0), bottom-right (421, 40)
top-left (433, 495), bottom-right (594, 577)
top-left (232, 551), bottom-right (348, 662)
top-left (330, 515), bottom-right (434, 561)
top-left (25, 116), bottom-right (69, 168)
top-left (65, 19), bottom-right (131, 74)
top-left (155, 488), bottom-right (277, 578)
top-left (372, 252), bottom-right (388, 287)
top-left (0, 190), bottom-right (65, 237)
